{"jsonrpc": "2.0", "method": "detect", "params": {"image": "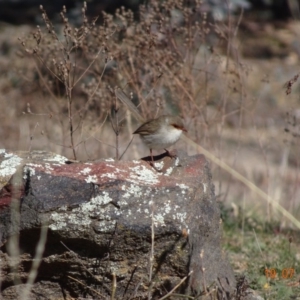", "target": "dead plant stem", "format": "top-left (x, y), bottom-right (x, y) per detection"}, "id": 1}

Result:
top-left (148, 202), bottom-right (155, 300)
top-left (157, 271), bottom-right (193, 300)
top-left (68, 276), bottom-right (105, 298)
